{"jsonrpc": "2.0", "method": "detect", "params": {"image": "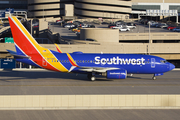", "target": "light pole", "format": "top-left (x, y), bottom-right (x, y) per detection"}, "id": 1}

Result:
top-left (31, 19), bottom-right (32, 35)
top-left (176, 7), bottom-right (180, 24)
top-left (138, 14), bottom-right (140, 33)
top-left (149, 21), bottom-right (151, 55)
